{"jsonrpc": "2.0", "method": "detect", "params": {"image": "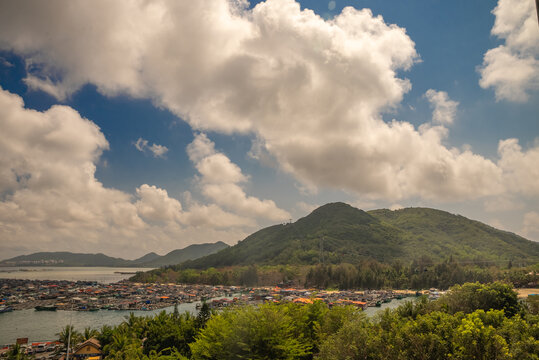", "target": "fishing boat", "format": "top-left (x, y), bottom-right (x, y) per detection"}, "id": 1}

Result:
top-left (0, 305), bottom-right (13, 313)
top-left (35, 305), bottom-right (57, 311)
